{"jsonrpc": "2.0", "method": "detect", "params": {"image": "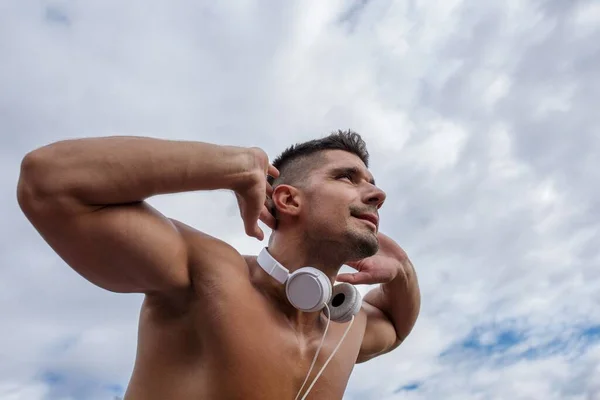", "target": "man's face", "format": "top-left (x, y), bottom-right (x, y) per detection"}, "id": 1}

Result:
top-left (300, 150), bottom-right (386, 261)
